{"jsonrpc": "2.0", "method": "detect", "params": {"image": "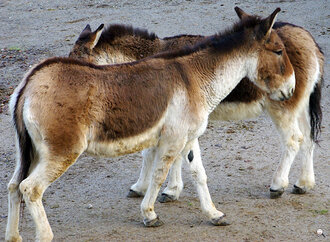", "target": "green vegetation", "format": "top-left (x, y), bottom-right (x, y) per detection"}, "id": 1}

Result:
top-left (310, 209), bottom-right (328, 215)
top-left (8, 46), bottom-right (21, 51)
